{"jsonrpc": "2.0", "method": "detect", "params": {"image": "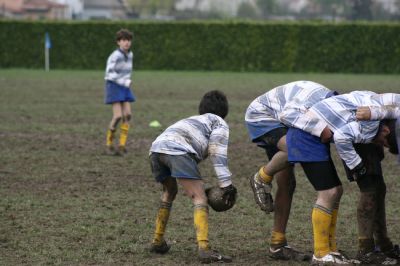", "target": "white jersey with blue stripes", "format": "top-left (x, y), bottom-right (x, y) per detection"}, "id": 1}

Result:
top-left (368, 93), bottom-right (400, 120)
top-left (245, 81), bottom-right (333, 140)
top-left (104, 48), bottom-right (133, 88)
top-left (150, 113), bottom-right (232, 187)
top-left (284, 91), bottom-right (400, 169)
